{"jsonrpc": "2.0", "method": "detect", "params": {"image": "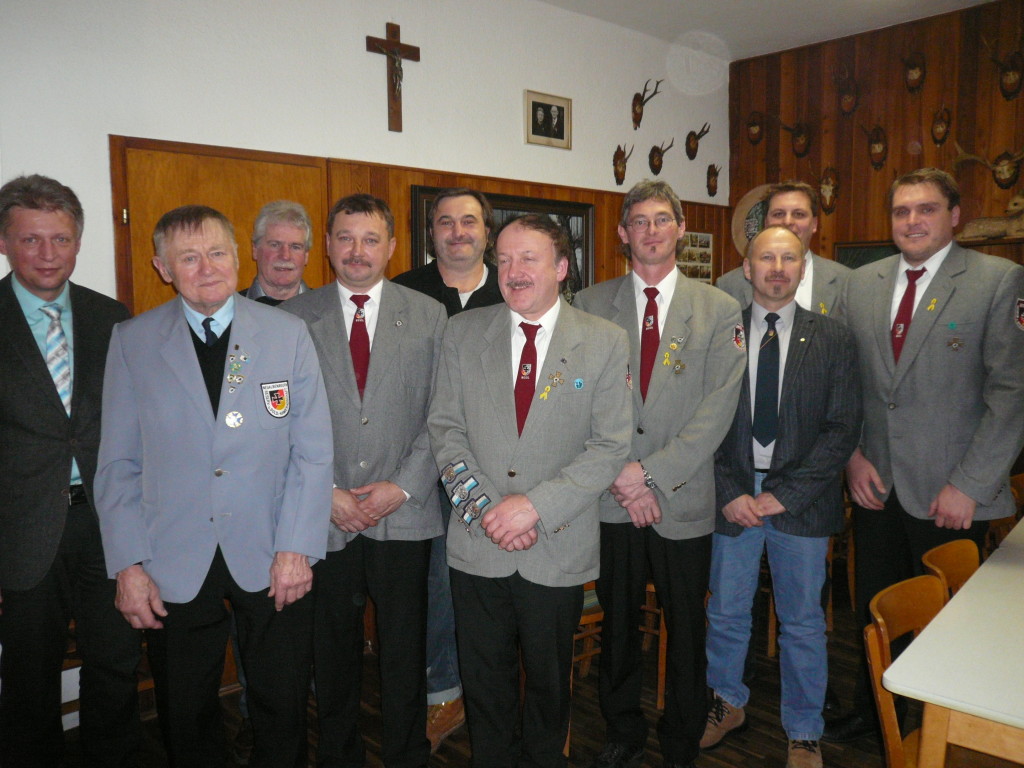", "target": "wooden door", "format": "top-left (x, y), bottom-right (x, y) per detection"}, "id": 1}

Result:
top-left (110, 136), bottom-right (330, 314)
